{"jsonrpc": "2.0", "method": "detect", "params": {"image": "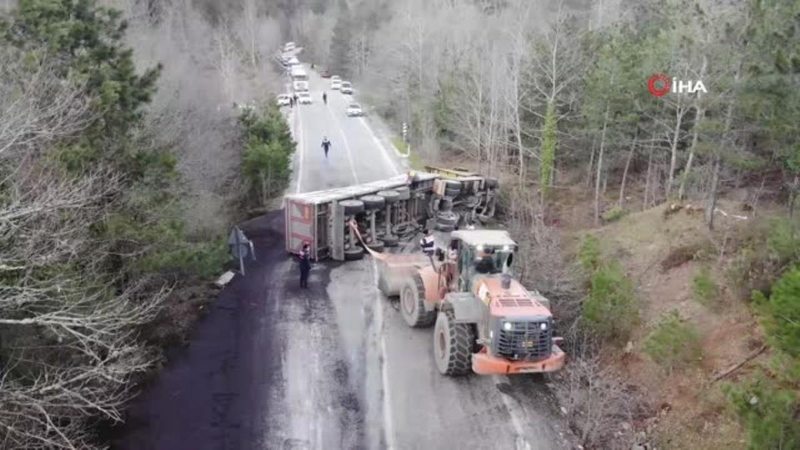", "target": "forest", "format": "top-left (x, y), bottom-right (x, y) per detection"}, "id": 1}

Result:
top-left (279, 0), bottom-right (800, 447)
top-left (0, 0), bottom-right (798, 448)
